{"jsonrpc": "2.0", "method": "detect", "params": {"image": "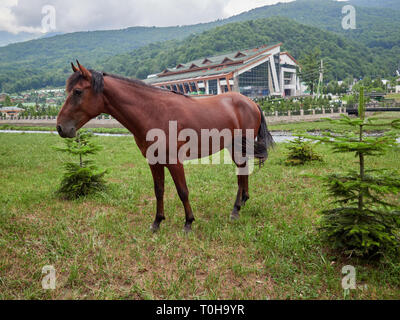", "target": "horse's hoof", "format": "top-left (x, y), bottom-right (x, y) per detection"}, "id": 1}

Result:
top-left (230, 213), bottom-right (240, 221)
top-left (150, 223), bottom-right (160, 233)
top-left (183, 225), bottom-right (192, 234)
